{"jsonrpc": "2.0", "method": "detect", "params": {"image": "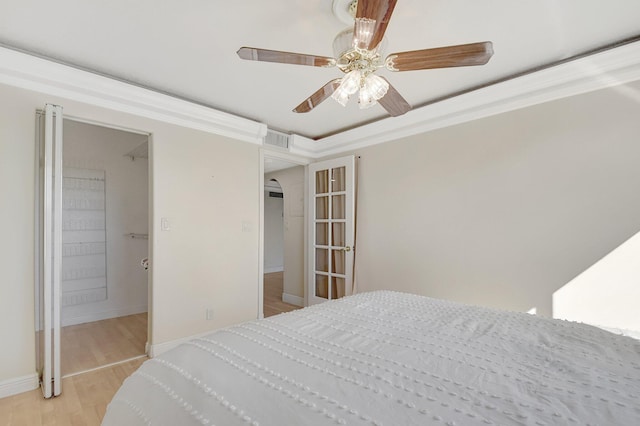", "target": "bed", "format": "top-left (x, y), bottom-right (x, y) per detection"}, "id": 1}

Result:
top-left (102, 291), bottom-right (640, 425)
